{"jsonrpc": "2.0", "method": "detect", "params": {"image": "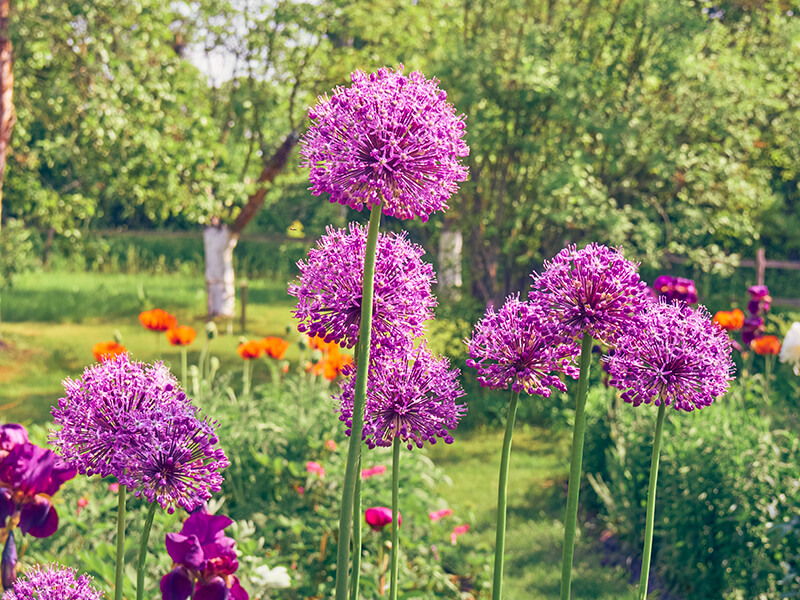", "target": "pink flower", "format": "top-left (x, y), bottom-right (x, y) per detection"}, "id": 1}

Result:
top-left (365, 507), bottom-right (401, 532)
top-left (108, 483), bottom-right (119, 494)
top-left (325, 440), bottom-right (337, 451)
top-left (361, 465), bottom-right (387, 479)
top-left (76, 497), bottom-right (89, 516)
top-left (450, 524), bottom-right (469, 545)
top-left (429, 508), bottom-right (453, 522)
top-left (305, 461), bottom-right (325, 478)
top-left (297, 486), bottom-right (305, 496)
